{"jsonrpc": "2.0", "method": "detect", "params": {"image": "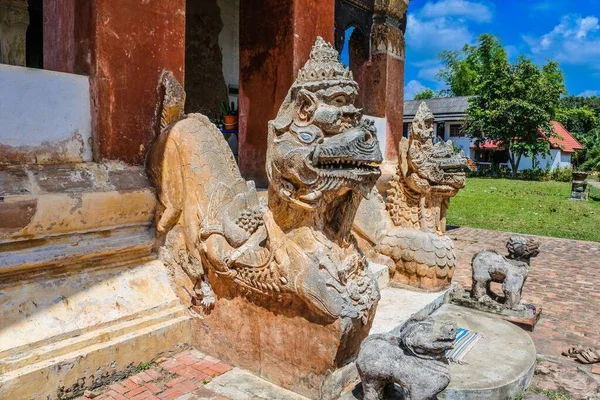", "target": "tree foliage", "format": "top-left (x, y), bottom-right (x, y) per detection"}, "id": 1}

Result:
top-left (557, 97), bottom-right (600, 171)
top-left (413, 88), bottom-right (436, 100)
top-left (438, 34), bottom-right (566, 175)
top-left (555, 106), bottom-right (597, 135)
